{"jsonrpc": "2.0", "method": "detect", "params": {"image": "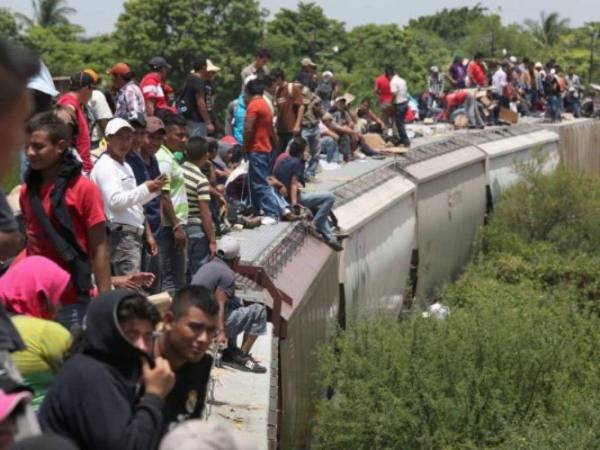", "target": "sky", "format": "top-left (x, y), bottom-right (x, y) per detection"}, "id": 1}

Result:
top-left (1, 0), bottom-right (599, 36)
